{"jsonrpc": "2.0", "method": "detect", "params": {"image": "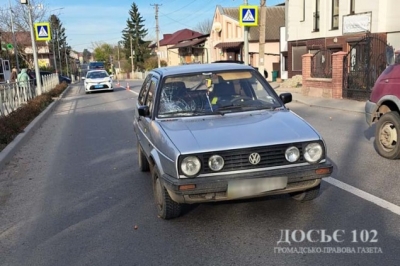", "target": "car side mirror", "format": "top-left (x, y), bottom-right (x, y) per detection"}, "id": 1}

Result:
top-left (110, 75), bottom-right (114, 79)
top-left (138, 105), bottom-right (150, 117)
top-left (279, 93), bottom-right (292, 104)
top-left (82, 77), bottom-right (85, 80)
